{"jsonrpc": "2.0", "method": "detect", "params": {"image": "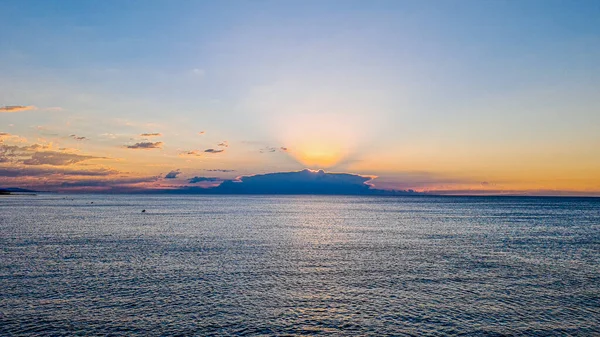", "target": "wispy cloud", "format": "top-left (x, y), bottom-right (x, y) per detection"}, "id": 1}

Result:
top-left (179, 150), bottom-right (202, 157)
top-left (56, 176), bottom-right (160, 189)
top-left (140, 133), bottom-right (162, 137)
top-left (22, 151), bottom-right (105, 166)
top-left (0, 105), bottom-right (36, 113)
top-left (260, 147), bottom-right (276, 153)
top-left (204, 148), bottom-right (224, 153)
top-left (204, 169), bottom-right (236, 172)
top-left (0, 167), bottom-right (118, 177)
top-left (126, 141), bottom-right (163, 149)
top-left (218, 141), bottom-right (229, 148)
top-left (198, 131), bottom-right (205, 135)
top-left (260, 146), bottom-right (288, 153)
top-left (70, 134), bottom-right (88, 141)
